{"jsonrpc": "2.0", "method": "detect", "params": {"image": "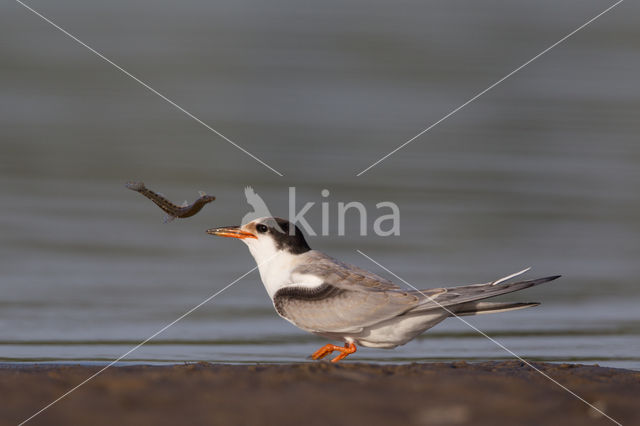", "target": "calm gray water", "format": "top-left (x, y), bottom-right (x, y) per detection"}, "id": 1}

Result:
top-left (1, 0), bottom-right (639, 369)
